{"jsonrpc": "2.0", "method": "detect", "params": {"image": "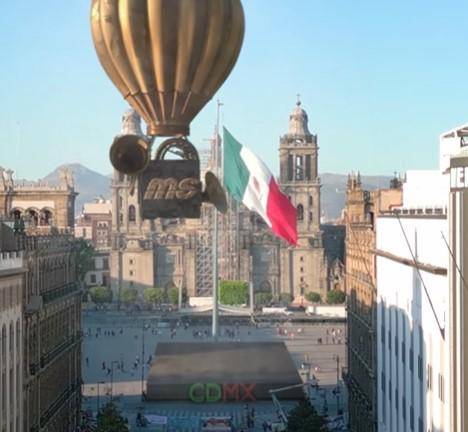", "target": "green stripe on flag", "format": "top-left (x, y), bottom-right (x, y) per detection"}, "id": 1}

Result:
top-left (223, 127), bottom-right (250, 202)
